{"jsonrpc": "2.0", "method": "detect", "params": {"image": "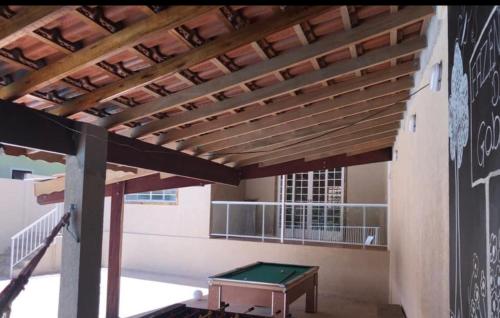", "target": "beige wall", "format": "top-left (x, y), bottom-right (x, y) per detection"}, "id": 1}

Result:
top-left (121, 235), bottom-right (389, 303)
top-left (346, 162), bottom-right (388, 204)
top-left (242, 177), bottom-right (277, 201)
top-left (0, 179), bottom-right (55, 252)
top-left (388, 7), bottom-right (449, 318)
top-left (0, 178), bottom-right (62, 275)
top-left (104, 183), bottom-right (389, 303)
